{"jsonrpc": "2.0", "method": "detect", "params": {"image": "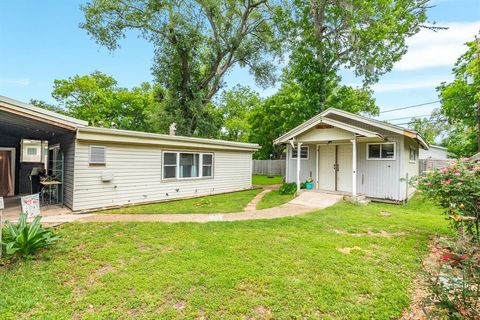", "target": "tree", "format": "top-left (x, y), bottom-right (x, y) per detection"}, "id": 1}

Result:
top-left (81, 0), bottom-right (281, 136)
top-left (30, 99), bottom-right (68, 115)
top-left (408, 109), bottom-right (447, 144)
top-left (437, 39), bottom-right (480, 155)
top-left (51, 71), bottom-right (158, 131)
top-left (216, 85), bottom-right (262, 142)
top-left (278, 0), bottom-right (432, 110)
